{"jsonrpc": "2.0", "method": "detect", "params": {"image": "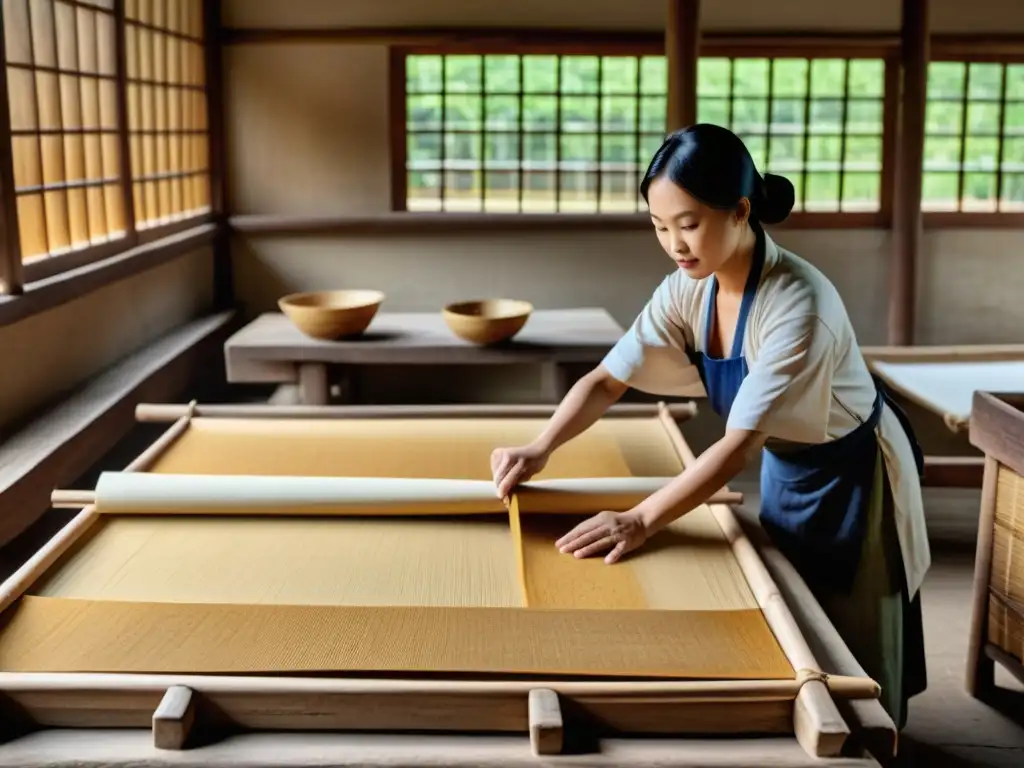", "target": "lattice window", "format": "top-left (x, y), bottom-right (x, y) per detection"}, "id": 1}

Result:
top-left (923, 61), bottom-right (1024, 213)
top-left (124, 0), bottom-right (209, 229)
top-left (697, 56), bottom-right (887, 213)
top-left (402, 53), bottom-right (668, 213)
top-left (3, 0), bottom-right (125, 263)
